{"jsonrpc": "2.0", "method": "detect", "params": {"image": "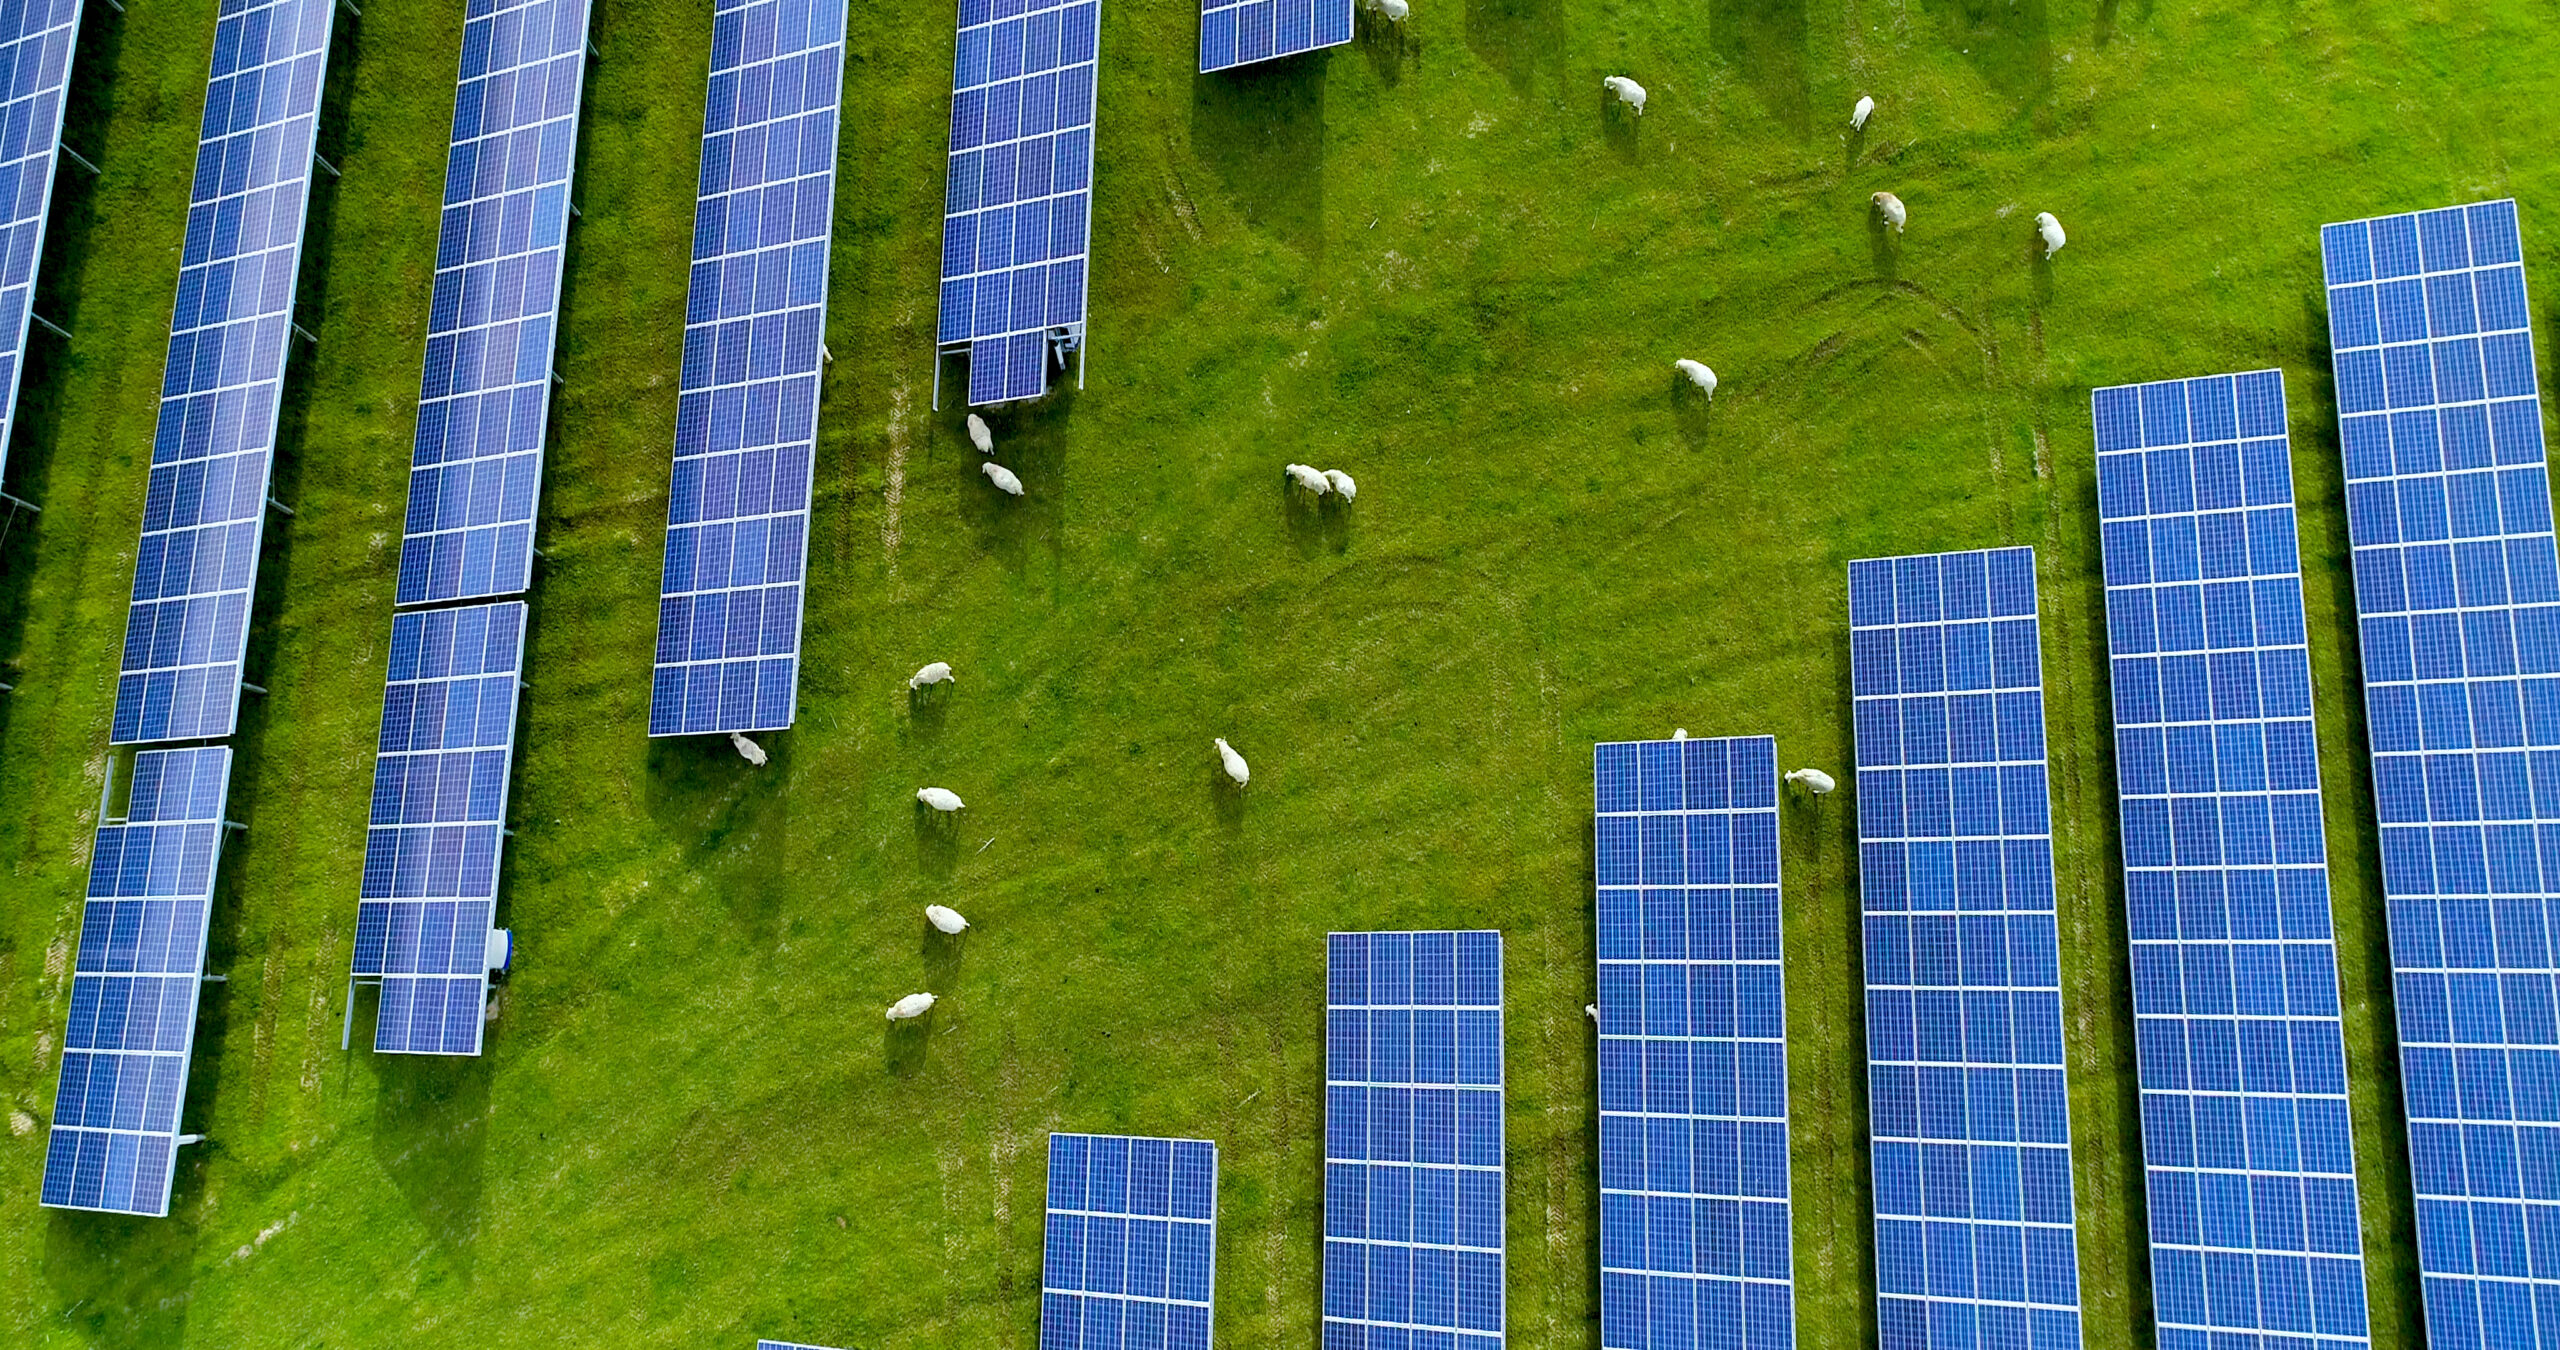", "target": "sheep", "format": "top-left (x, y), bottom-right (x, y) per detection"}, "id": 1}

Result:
top-left (1584, 1003), bottom-right (1600, 1022)
top-left (1285, 462), bottom-right (1333, 495)
top-left (1784, 768), bottom-right (1837, 795)
top-left (1873, 191), bottom-right (1906, 234)
top-left (910, 661), bottom-right (955, 690)
top-left (1215, 737), bottom-right (1250, 787)
top-left (2036, 211), bottom-right (2066, 260)
top-left (1604, 76), bottom-right (1646, 116)
top-left (1368, 0), bottom-right (1408, 20)
top-left (967, 413), bottom-right (994, 455)
top-left (983, 461), bottom-right (1024, 496)
top-left (1324, 469), bottom-right (1357, 501)
top-left (886, 991), bottom-right (938, 1021)
top-left (1674, 359), bottom-right (1717, 400)
top-left (918, 786), bottom-right (966, 812)
top-left (926, 904), bottom-right (970, 934)
top-left (730, 732), bottom-right (767, 765)
top-left (1852, 94), bottom-right (1874, 131)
